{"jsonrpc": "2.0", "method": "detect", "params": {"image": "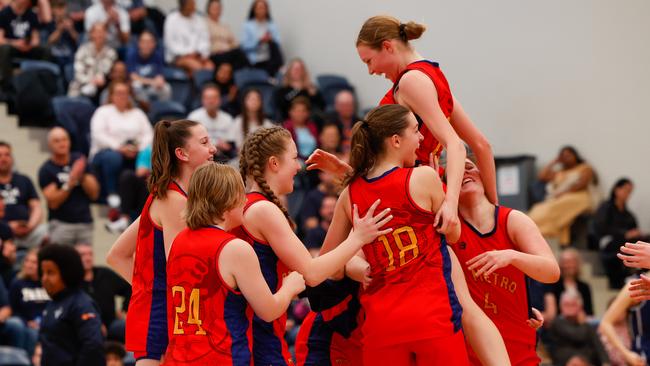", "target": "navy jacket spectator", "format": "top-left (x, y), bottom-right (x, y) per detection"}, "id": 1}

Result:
top-left (40, 288), bottom-right (105, 366)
